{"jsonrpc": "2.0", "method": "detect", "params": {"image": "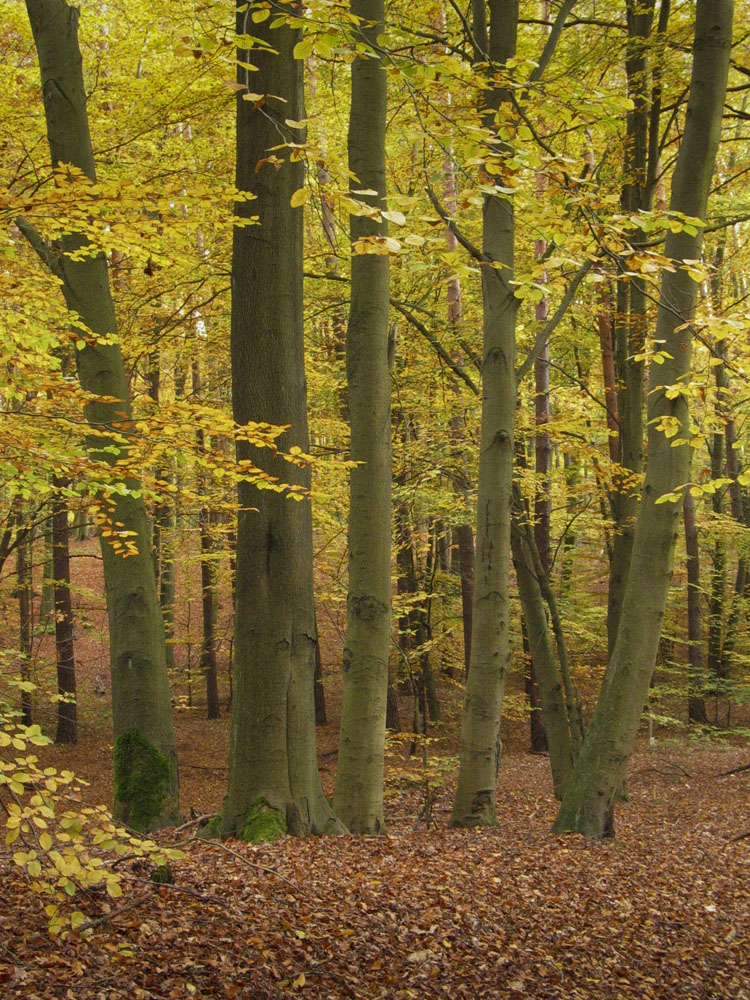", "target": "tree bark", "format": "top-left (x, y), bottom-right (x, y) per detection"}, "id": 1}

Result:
top-left (52, 480), bottom-right (77, 744)
top-left (683, 488), bottom-right (708, 724)
top-left (554, 0), bottom-right (732, 838)
top-left (333, 0), bottom-right (392, 835)
top-left (451, 0), bottom-right (519, 828)
top-left (511, 522), bottom-right (573, 798)
top-left (223, 5), bottom-right (340, 840)
top-left (24, 0), bottom-right (179, 829)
